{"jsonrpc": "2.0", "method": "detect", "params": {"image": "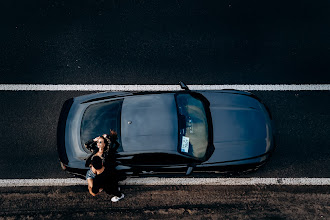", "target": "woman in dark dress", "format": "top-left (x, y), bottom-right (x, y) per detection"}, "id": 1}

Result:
top-left (85, 130), bottom-right (120, 168)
